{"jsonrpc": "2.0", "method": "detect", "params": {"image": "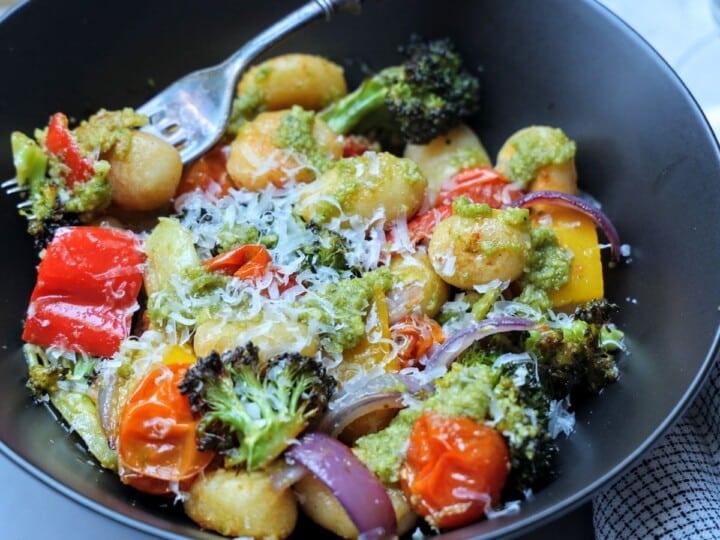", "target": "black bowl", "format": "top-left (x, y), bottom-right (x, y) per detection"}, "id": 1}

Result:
top-left (1, 0), bottom-right (719, 538)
